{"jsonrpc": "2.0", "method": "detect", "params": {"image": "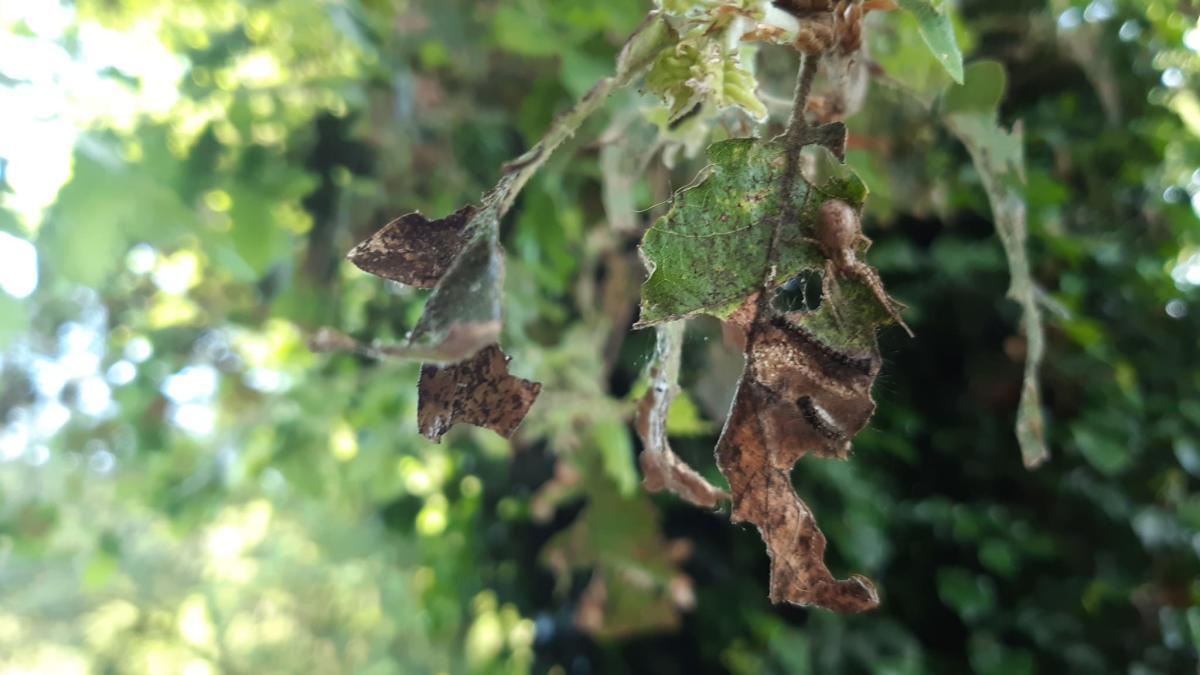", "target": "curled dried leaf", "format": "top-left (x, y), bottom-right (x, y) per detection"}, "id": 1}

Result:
top-left (719, 379), bottom-right (880, 612)
top-left (715, 284), bottom-right (885, 613)
top-left (636, 324), bottom-right (729, 509)
top-left (943, 61), bottom-right (1047, 468)
top-left (638, 446), bottom-right (729, 509)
